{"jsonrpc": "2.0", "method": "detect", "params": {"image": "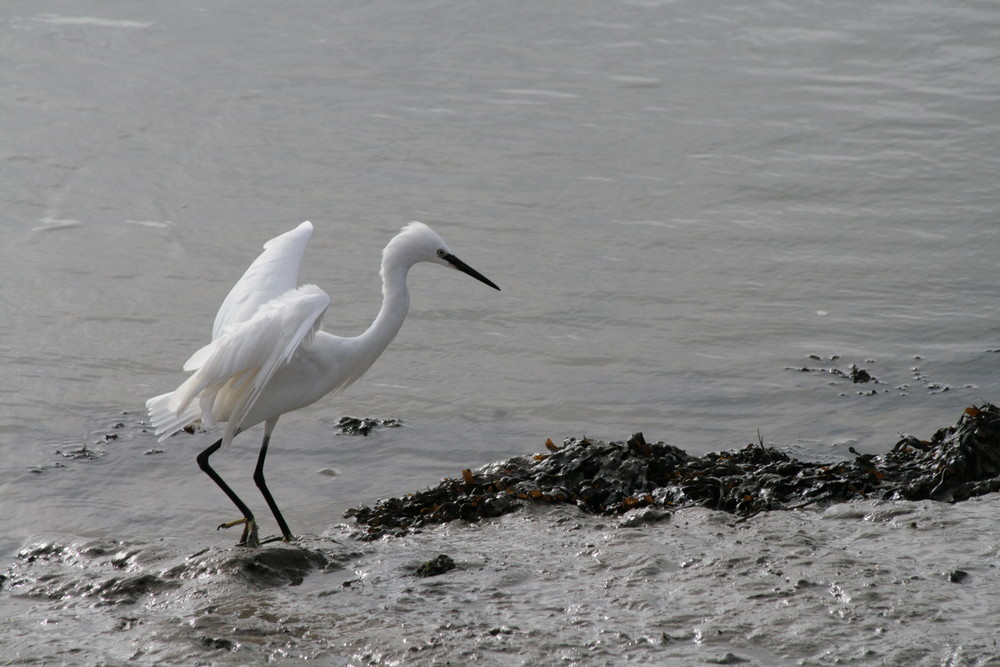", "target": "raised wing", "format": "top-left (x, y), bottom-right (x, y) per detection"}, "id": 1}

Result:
top-left (212, 221), bottom-right (314, 340)
top-left (168, 284), bottom-right (330, 446)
